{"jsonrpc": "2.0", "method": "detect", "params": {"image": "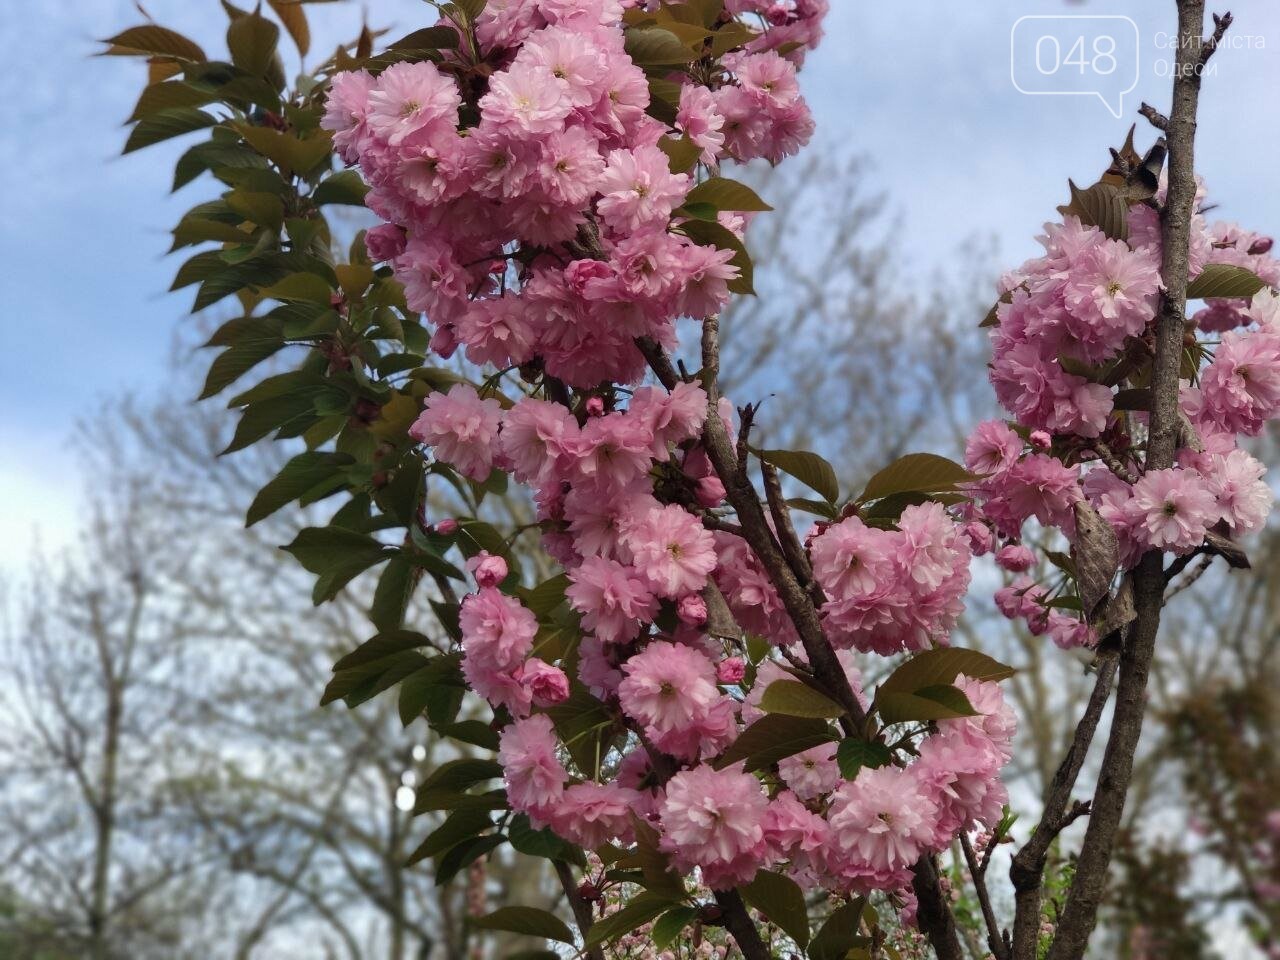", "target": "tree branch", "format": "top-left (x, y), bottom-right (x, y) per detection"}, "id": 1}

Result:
top-left (1044, 5), bottom-right (1216, 958)
top-left (553, 860), bottom-right (605, 960)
